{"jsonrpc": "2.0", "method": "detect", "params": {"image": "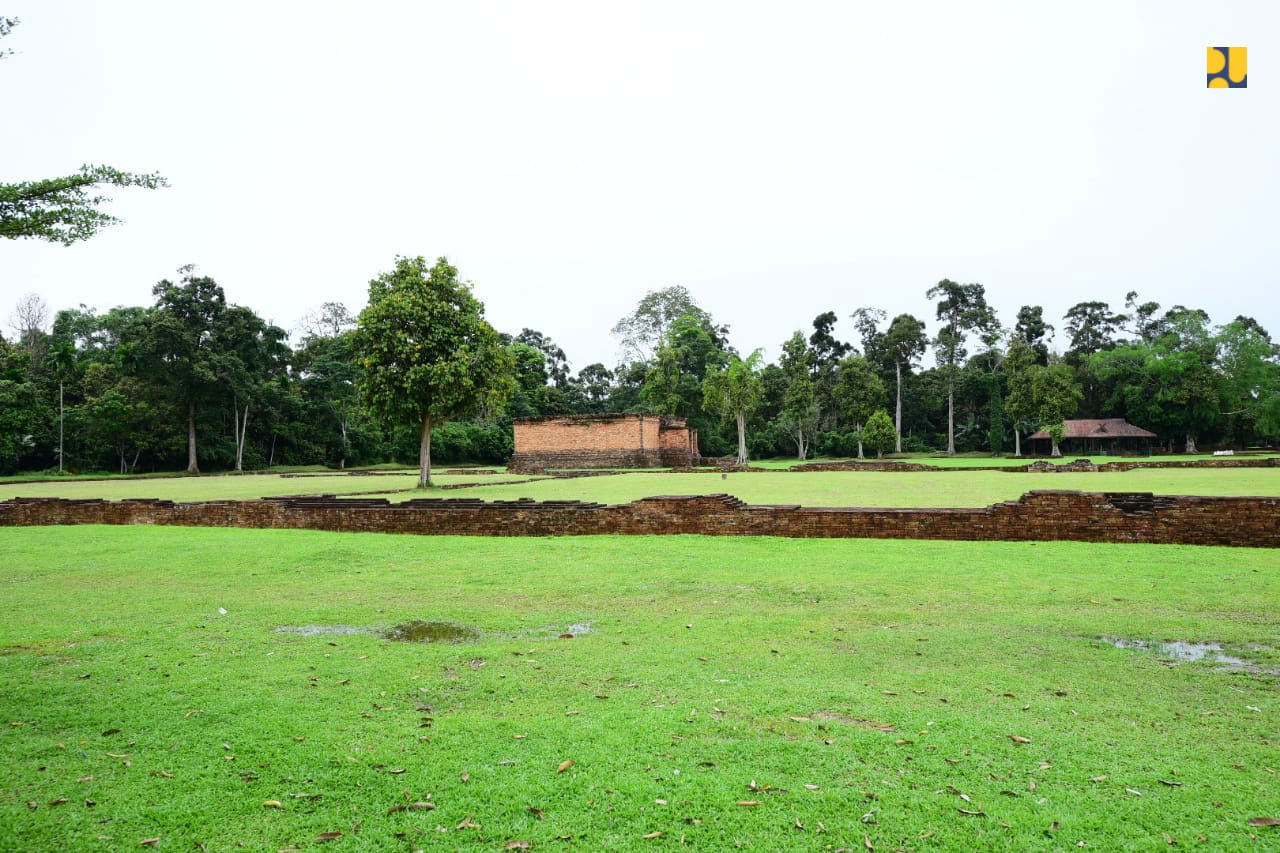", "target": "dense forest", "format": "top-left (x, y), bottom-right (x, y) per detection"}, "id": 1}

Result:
top-left (2, 267), bottom-right (1277, 476)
